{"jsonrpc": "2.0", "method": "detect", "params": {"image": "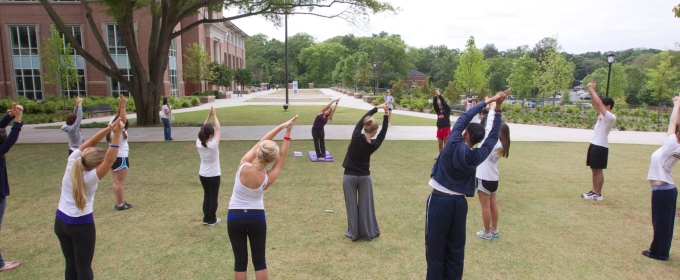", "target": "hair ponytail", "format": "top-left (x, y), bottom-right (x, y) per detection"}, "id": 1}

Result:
top-left (198, 124), bottom-right (214, 148)
top-left (499, 122), bottom-right (511, 158)
top-left (253, 140), bottom-right (279, 170)
top-left (70, 156), bottom-right (88, 211)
